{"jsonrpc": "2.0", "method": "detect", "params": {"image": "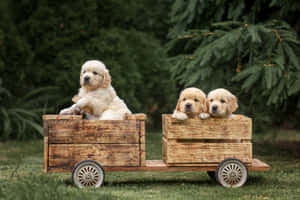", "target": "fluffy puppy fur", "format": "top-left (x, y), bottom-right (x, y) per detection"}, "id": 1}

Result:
top-left (172, 87), bottom-right (209, 120)
top-left (59, 60), bottom-right (131, 120)
top-left (207, 88), bottom-right (238, 118)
